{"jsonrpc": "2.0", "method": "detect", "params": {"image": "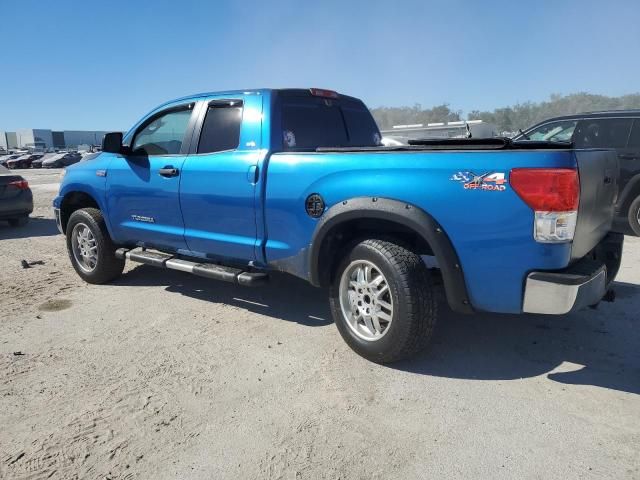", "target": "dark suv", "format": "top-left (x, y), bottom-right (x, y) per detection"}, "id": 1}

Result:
top-left (516, 110), bottom-right (640, 235)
